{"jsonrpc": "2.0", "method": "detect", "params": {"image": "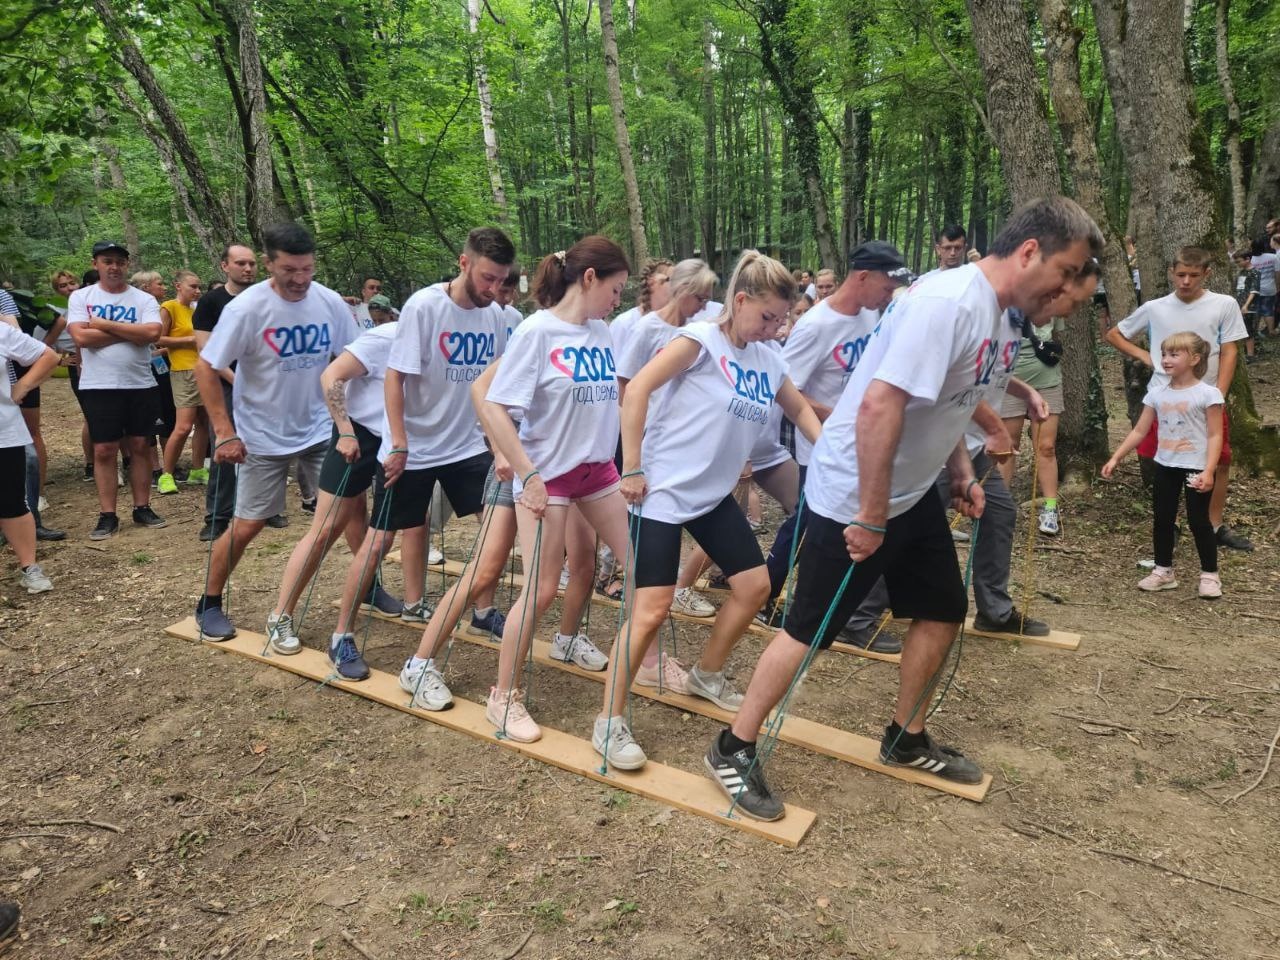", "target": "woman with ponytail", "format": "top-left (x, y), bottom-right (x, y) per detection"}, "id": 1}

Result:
top-left (591, 250), bottom-right (822, 771)
top-left (479, 236), bottom-right (633, 743)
